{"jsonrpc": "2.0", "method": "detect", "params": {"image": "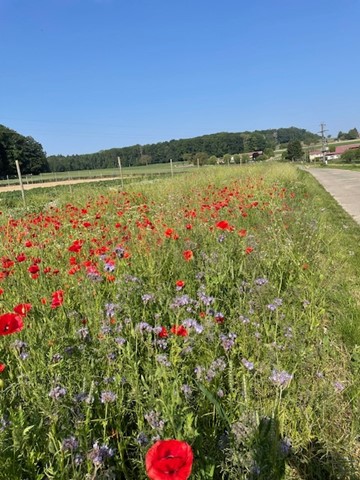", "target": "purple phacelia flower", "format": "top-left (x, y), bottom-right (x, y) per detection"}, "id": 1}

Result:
top-left (49, 386), bottom-right (67, 400)
top-left (88, 442), bottom-right (114, 466)
top-left (241, 358), bottom-right (254, 371)
top-left (62, 436), bottom-right (79, 452)
top-left (269, 369), bottom-right (293, 387)
top-left (100, 391), bottom-right (117, 403)
top-left (144, 411), bottom-right (165, 430)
